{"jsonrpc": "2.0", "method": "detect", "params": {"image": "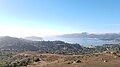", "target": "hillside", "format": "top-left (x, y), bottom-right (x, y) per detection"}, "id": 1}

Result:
top-left (0, 36), bottom-right (120, 67)
top-left (0, 36), bottom-right (81, 54)
top-left (0, 36), bottom-right (120, 54)
top-left (24, 36), bottom-right (43, 41)
top-left (59, 32), bottom-right (120, 41)
top-left (0, 51), bottom-right (120, 67)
